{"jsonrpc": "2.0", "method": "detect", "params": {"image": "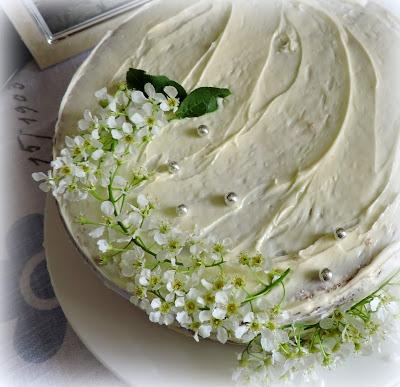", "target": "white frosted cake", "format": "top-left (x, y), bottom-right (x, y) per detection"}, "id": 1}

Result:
top-left (34, 0), bottom-right (400, 385)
